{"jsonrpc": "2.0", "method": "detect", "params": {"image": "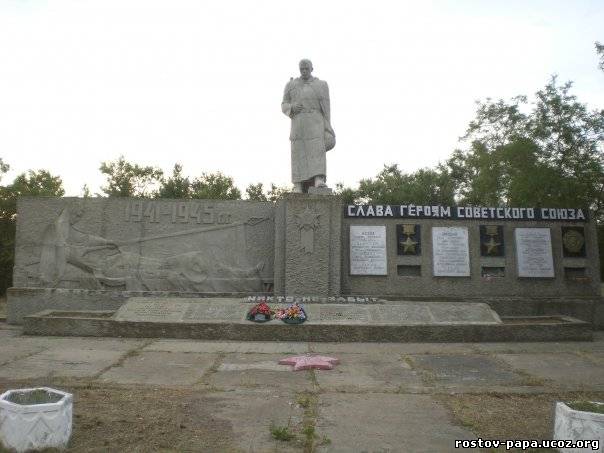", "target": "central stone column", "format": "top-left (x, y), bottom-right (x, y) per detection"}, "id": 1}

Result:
top-left (274, 193), bottom-right (342, 296)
